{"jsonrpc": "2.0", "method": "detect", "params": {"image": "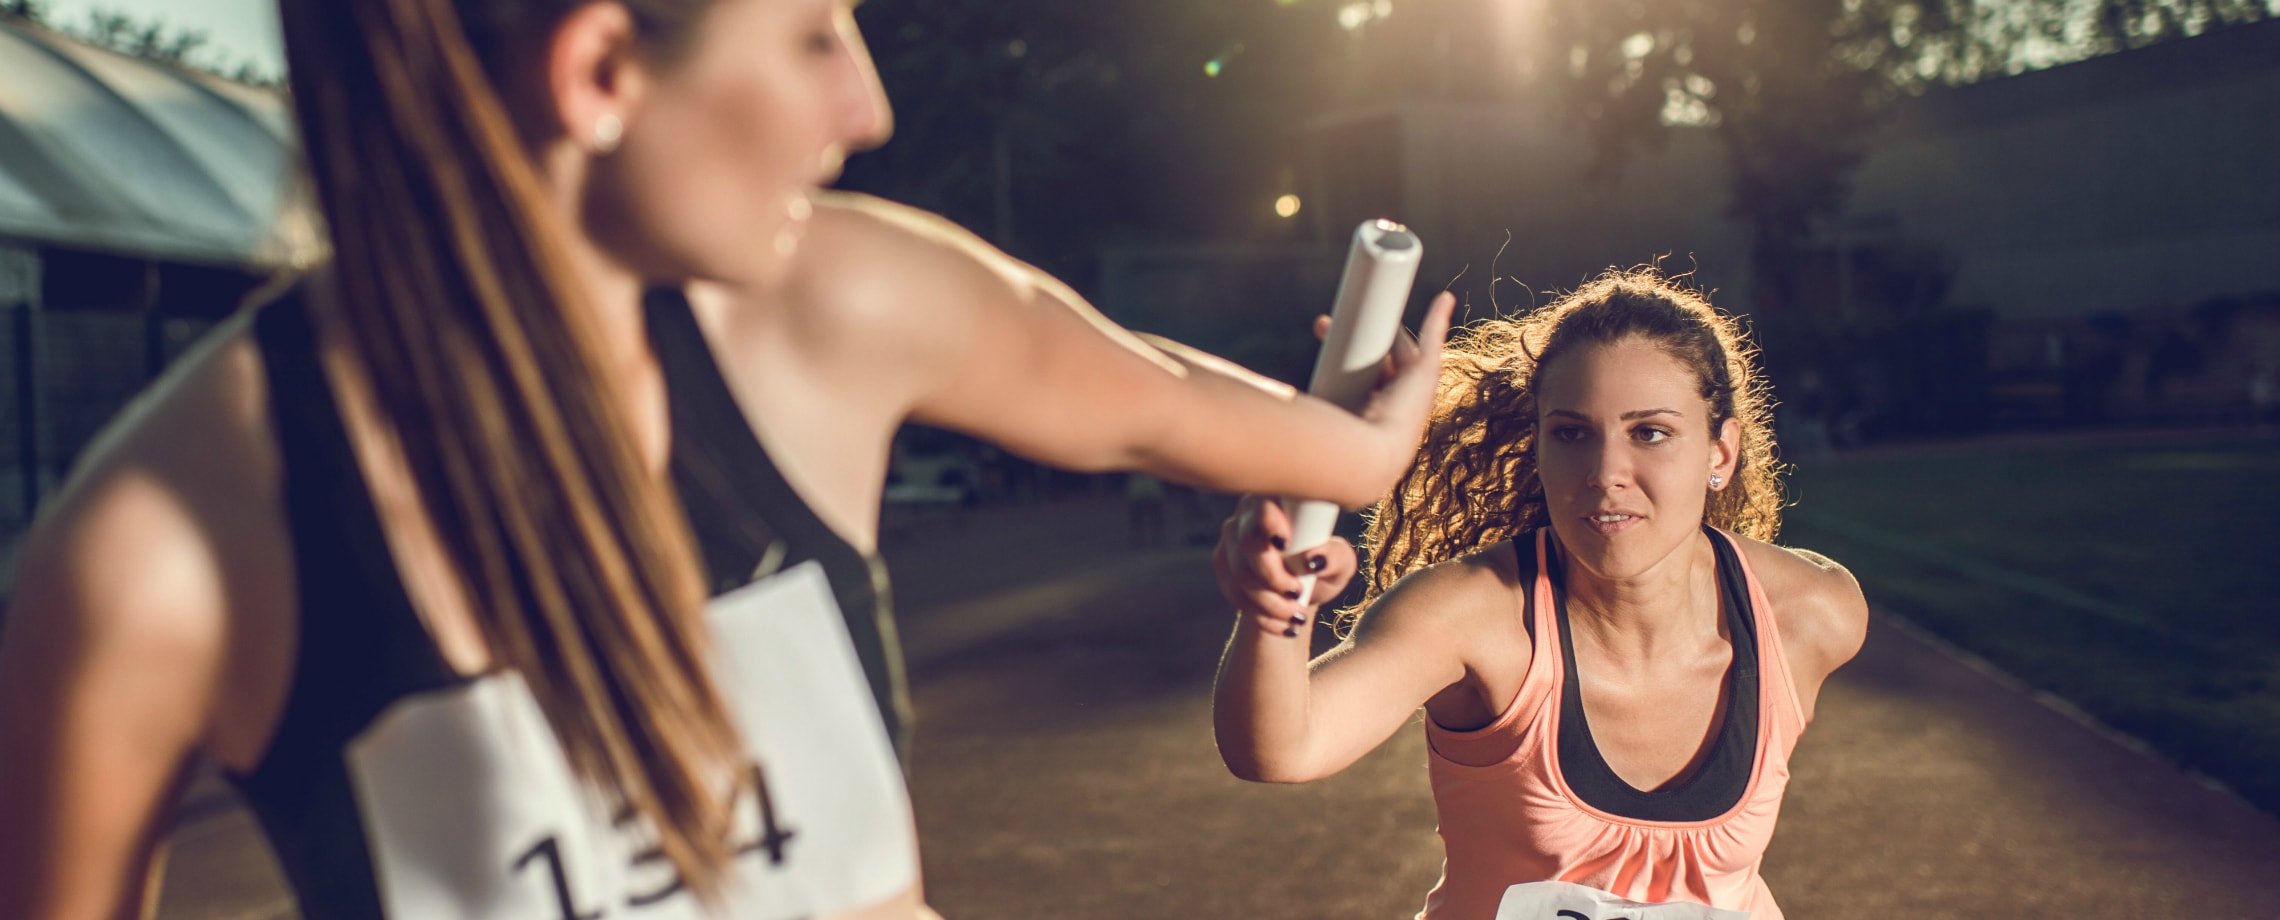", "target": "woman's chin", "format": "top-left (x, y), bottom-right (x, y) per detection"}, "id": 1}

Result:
top-left (697, 237), bottom-right (799, 293)
top-left (1550, 520), bottom-right (1687, 581)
